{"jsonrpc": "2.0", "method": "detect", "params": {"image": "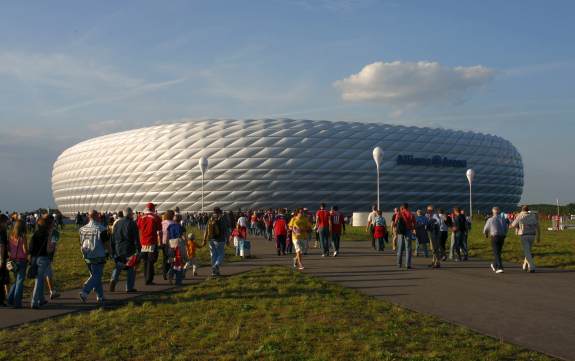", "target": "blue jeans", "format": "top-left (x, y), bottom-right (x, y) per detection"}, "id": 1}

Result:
top-left (319, 227), bottom-right (330, 255)
top-left (375, 237), bottom-right (385, 251)
top-left (332, 233), bottom-right (341, 252)
top-left (209, 240), bottom-right (226, 270)
top-left (8, 260), bottom-right (27, 307)
top-left (82, 263), bottom-right (105, 300)
top-left (111, 261), bottom-right (135, 291)
top-left (396, 234), bottom-right (412, 268)
top-left (416, 242), bottom-right (429, 257)
top-left (453, 232), bottom-right (465, 260)
top-left (31, 256), bottom-right (51, 307)
top-left (172, 269), bottom-right (183, 285)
